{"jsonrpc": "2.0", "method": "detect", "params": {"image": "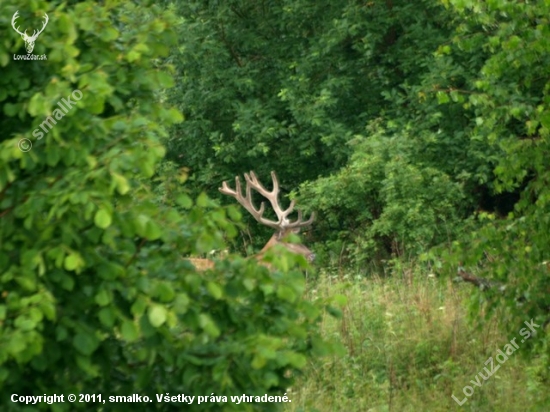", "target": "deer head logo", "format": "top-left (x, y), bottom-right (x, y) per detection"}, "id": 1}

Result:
top-left (11, 11), bottom-right (49, 54)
